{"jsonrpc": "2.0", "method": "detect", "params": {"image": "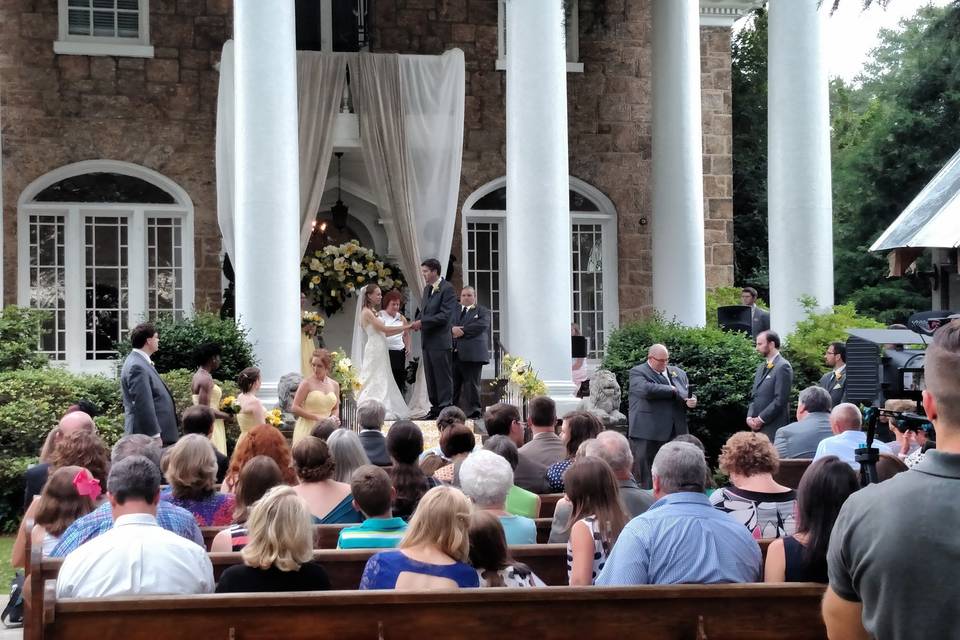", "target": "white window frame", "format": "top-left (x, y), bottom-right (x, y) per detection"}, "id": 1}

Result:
top-left (55, 0), bottom-right (155, 58)
top-left (17, 160), bottom-right (194, 374)
top-left (461, 176), bottom-right (619, 373)
top-left (496, 0), bottom-right (583, 73)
